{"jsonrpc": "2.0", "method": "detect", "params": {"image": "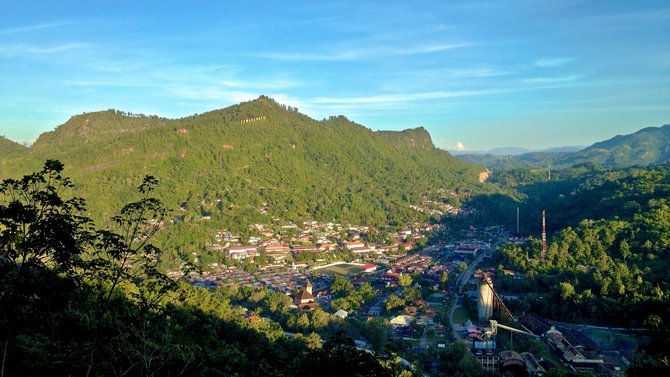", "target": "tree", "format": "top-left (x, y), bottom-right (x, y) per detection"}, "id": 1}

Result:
top-left (296, 331), bottom-right (393, 377)
top-left (385, 294), bottom-right (405, 312)
top-left (0, 161), bottom-right (178, 377)
top-left (310, 308), bottom-right (331, 329)
top-left (358, 282), bottom-right (378, 303)
top-left (403, 287), bottom-right (422, 303)
top-left (436, 342), bottom-right (483, 377)
top-left (296, 313), bottom-right (311, 331)
top-left (85, 175), bottom-right (173, 377)
top-left (0, 160), bottom-right (94, 376)
top-left (331, 275), bottom-right (354, 296)
top-left (0, 159), bottom-right (93, 280)
top-left (304, 332), bottom-right (323, 350)
top-left (440, 271), bottom-right (449, 287)
top-left (559, 282), bottom-right (576, 300)
top-left (398, 274), bottom-right (413, 287)
top-left (458, 262), bottom-right (468, 273)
